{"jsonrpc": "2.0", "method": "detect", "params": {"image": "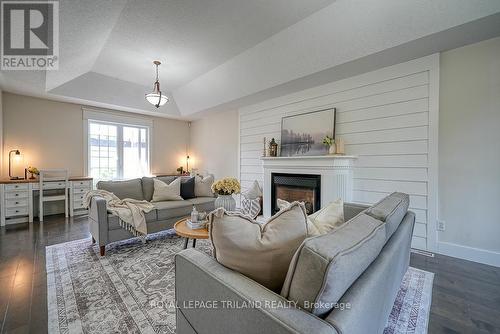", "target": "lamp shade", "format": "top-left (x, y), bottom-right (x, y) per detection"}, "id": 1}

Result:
top-left (9, 150), bottom-right (24, 179)
top-left (145, 92), bottom-right (169, 107)
top-left (145, 61), bottom-right (169, 108)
